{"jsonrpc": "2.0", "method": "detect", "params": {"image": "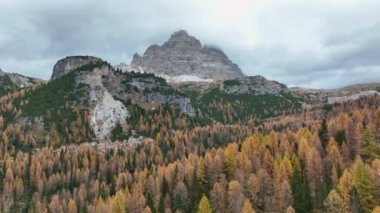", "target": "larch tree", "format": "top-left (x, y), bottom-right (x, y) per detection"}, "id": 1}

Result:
top-left (278, 180), bottom-right (293, 211)
top-left (227, 180), bottom-right (245, 213)
top-left (337, 169), bottom-right (353, 212)
top-left (67, 199), bottom-right (78, 213)
top-left (371, 206), bottom-right (380, 213)
top-left (111, 191), bottom-right (126, 213)
top-left (286, 206), bottom-right (296, 213)
top-left (241, 199), bottom-right (255, 213)
top-left (353, 157), bottom-right (376, 213)
top-left (361, 127), bottom-right (380, 162)
top-left (323, 190), bottom-right (345, 213)
top-left (306, 147), bottom-right (323, 199)
top-left (197, 194), bottom-right (212, 213)
top-left (210, 181), bottom-right (226, 213)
